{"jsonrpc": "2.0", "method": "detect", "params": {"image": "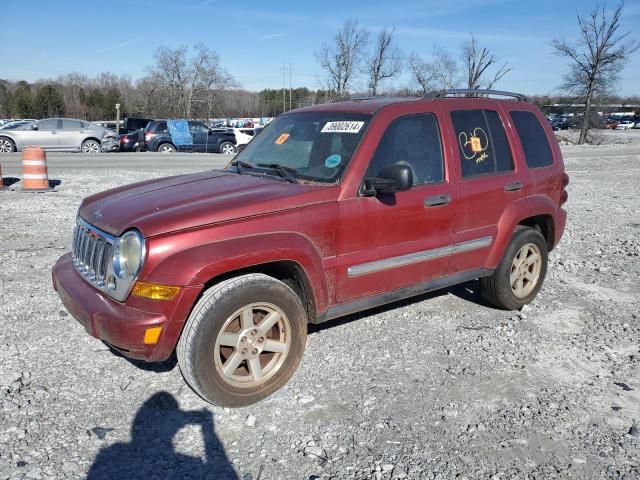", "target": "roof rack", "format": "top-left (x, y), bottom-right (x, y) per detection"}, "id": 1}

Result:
top-left (424, 89), bottom-right (528, 102)
top-left (347, 95), bottom-right (418, 102)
